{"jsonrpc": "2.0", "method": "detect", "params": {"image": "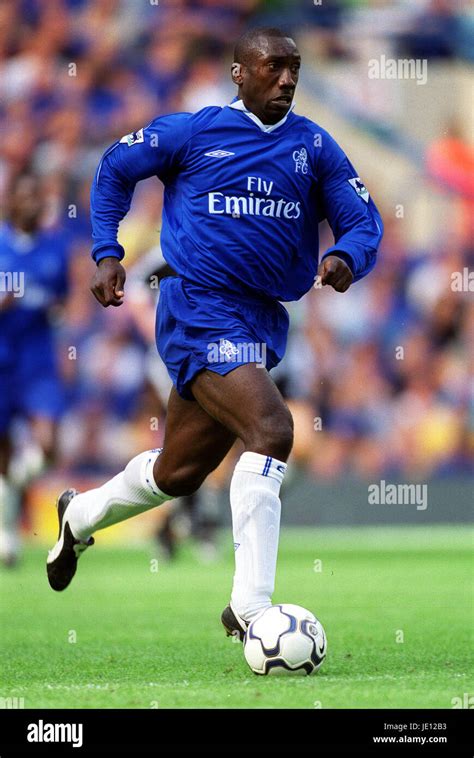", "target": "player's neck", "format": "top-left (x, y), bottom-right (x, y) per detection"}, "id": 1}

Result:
top-left (230, 98), bottom-right (293, 132)
top-left (9, 219), bottom-right (38, 235)
top-left (239, 98), bottom-right (277, 126)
